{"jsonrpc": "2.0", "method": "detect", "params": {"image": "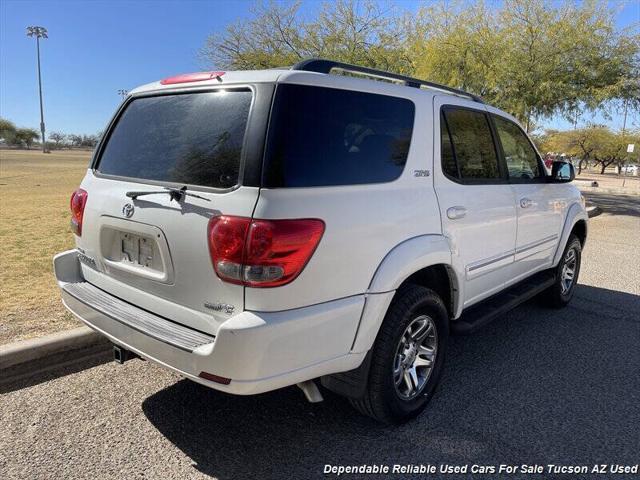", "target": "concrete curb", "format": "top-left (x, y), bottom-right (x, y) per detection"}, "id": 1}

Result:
top-left (0, 326), bottom-right (106, 369)
top-left (0, 326), bottom-right (111, 388)
top-left (586, 204), bottom-right (602, 218)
